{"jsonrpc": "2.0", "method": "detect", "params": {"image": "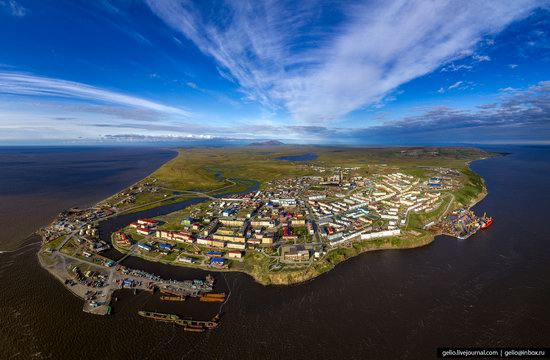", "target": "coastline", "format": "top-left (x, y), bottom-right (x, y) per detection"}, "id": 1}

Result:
top-left (37, 151), bottom-right (491, 291)
top-left (93, 173), bottom-right (489, 287)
